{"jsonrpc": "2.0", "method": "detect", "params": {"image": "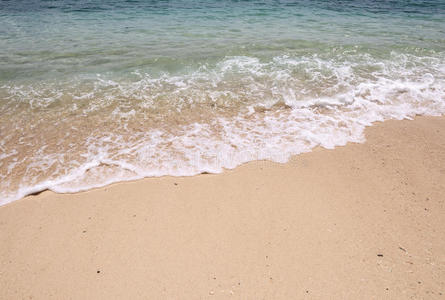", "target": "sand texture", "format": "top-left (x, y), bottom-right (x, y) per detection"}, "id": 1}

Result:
top-left (1, 116), bottom-right (445, 299)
